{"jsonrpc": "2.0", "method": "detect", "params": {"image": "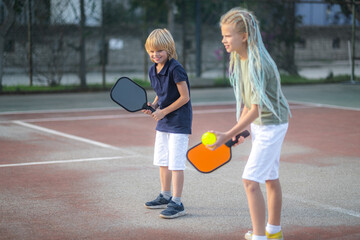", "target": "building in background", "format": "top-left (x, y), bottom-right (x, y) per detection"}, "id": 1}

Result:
top-left (297, 0), bottom-right (352, 26)
top-left (294, 0), bottom-right (358, 65)
top-left (1, 0), bottom-right (359, 83)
